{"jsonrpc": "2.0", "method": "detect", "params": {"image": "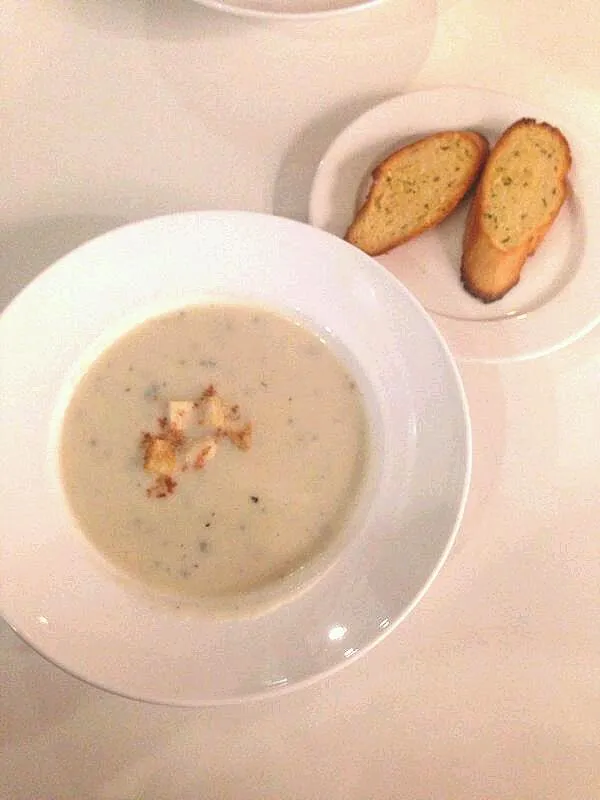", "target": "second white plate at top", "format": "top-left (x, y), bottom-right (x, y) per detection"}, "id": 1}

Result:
top-left (191, 0), bottom-right (384, 20)
top-left (309, 86), bottom-right (600, 362)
